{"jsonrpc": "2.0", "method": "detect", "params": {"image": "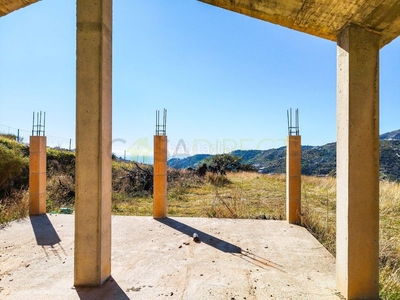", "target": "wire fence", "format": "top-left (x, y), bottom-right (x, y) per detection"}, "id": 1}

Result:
top-left (0, 124), bottom-right (132, 160)
top-left (0, 124), bottom-right (76, 151)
